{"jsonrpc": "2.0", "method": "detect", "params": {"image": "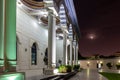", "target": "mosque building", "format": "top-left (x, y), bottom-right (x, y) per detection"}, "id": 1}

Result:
top-left (0, 0), bottom-right (80, 80)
